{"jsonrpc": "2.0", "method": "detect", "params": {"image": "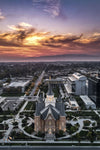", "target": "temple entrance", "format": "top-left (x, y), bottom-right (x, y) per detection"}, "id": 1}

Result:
top-left (45, 128), bottom-right (55, 141)
top-left (48, 128), bottom-right (52, 134)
